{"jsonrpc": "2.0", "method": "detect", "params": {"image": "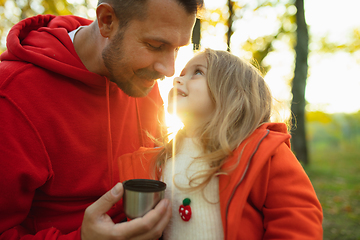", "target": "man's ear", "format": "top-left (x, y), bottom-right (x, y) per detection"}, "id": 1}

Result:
top-left (96, 3), bottom-right (117, 38)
